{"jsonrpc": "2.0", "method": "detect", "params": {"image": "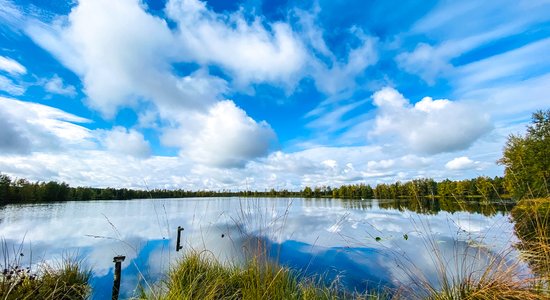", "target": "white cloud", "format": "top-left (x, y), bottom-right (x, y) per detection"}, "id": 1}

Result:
top-left (412, 0), bottom-right (550, 39)
top-left (454, 37), bottom-right (550, 92)
top-left (305, 98), bottom-right (369, 132)
top-left (44, 74), bottom-right (77, 96)
top-left (370, 87), bottom-right (492, 154)
top-left (460, 73), bottom-right (550, 121)
top-left (162, 100), bottom-right (276, 168)
top-left (23, 0), bottom-right (280, 167)
top-left (396, 43), bottom-right (452, 84)
top-left (100, 126), bottom-right (151, 158)
top-left (0, 96), bottom-right (94, 153)
top-left (399, 0), bottom-right (550, 85)
top-left (445, 156), bottom-right (476, 170)
top-left (0, 151), bottom-right (191, 189)
top-left (294, 8), bottom-right (378, 95)
top-left (166, 0), bottom-right (307, 88)
top-left (25, 0), bottom-right (181, 118)
top-left (0, 0), bottom-right (23, 30)
top-left (0, 0), bottom-right (530, 189)
top-left (0, 109), bottom-right (30, 153)
top-left (309, 33), bottom-right (377, 95)
top-left (0, 135), bottom-right (503, 191)
top-left (0, 55), bottom-right (26, 75)
top-left (0, 75), bottom-right (25, 95)
top-left (367, 159), bottom-right (395, 171)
